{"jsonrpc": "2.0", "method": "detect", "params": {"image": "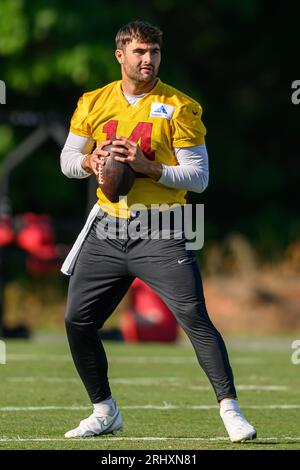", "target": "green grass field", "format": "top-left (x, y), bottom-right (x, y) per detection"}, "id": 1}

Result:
top-left (0, 334), bottom-right (300, 450)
